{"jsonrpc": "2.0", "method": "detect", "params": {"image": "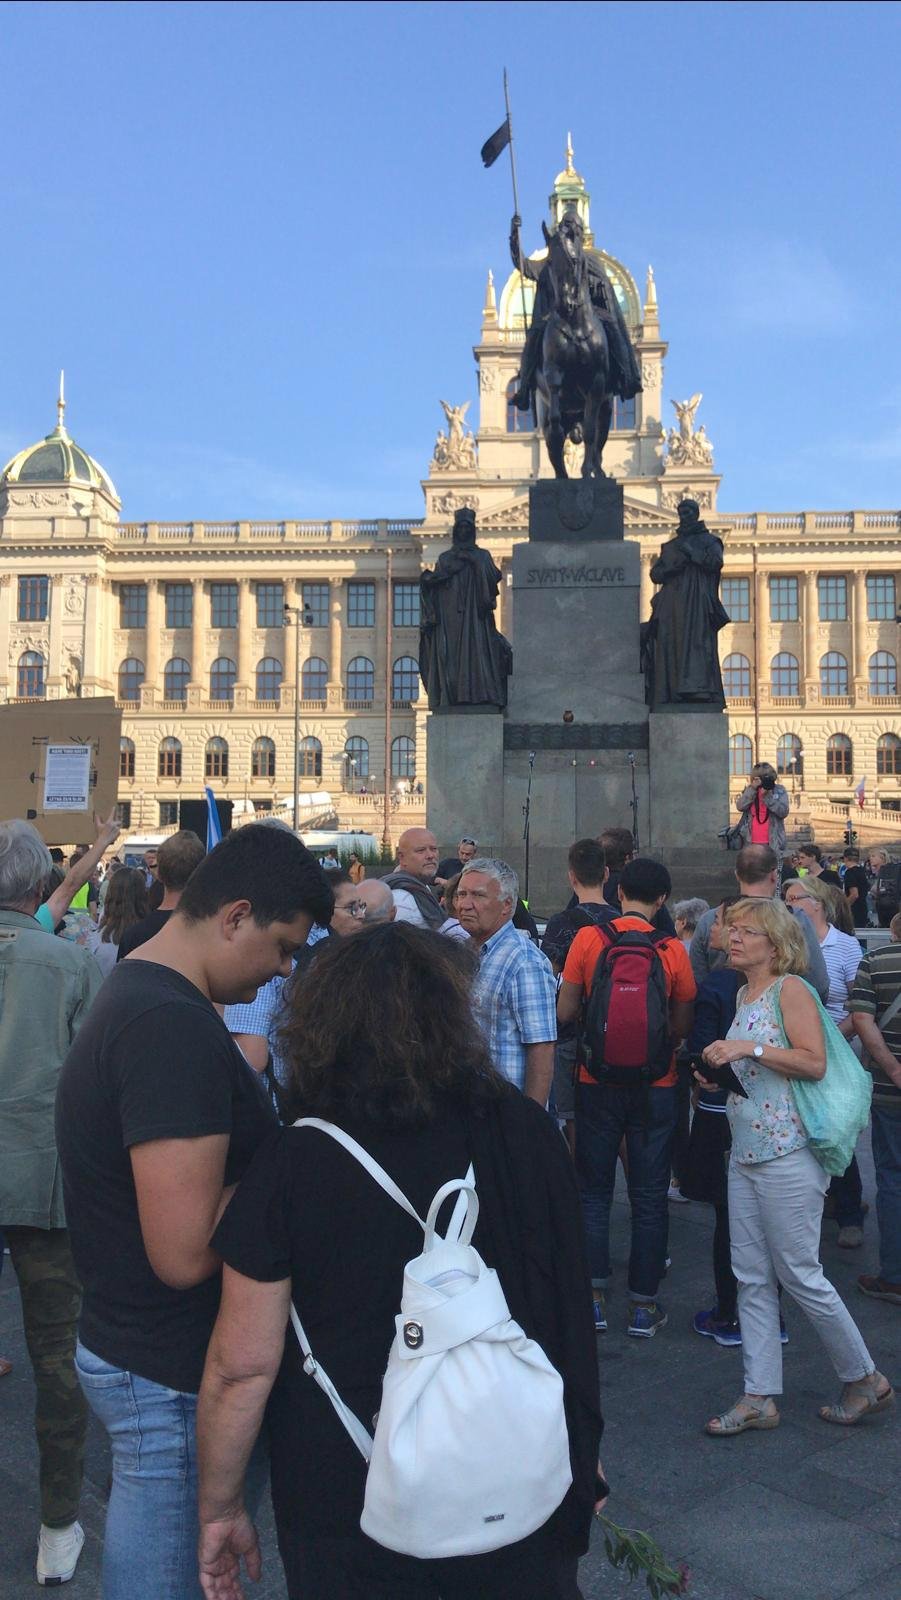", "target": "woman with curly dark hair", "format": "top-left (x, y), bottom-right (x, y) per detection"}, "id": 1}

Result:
top-left (196, 922), bottom-right (603, 1600)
